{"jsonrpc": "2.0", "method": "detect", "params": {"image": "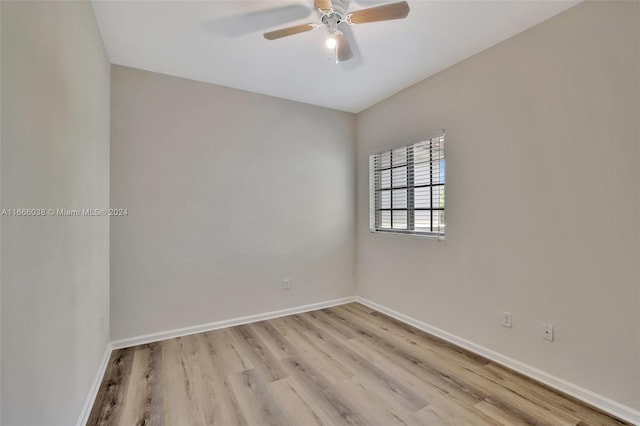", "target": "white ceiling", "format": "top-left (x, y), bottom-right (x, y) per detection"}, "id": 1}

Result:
top-left (92, 0), bottom-right (578, 113)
